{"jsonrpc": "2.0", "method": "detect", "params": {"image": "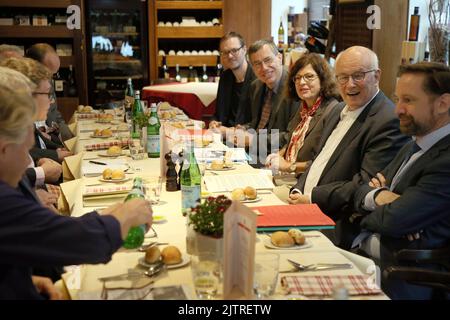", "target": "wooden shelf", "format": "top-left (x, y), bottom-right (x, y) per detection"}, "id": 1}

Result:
top-left (92, 32), bottom-right (139, 37)
top-left (158, 55), bottom-right (217, 67)
top-left (94, 75), bottom-right (144, 80)
top-left (156, 1), bottom-right (223, 10)
top-left (157, 26), bottom-right (223, 38)
top-left (93, 59), bottom-right (142, 64)
top-left (56, 96), bottom-right (79, 123)
top-left (0, 25), bottom-right (74, 38)
top-left (59, 56), bottom-right (74, 68)
top-left (0, 0), bottom-right (72, 8)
